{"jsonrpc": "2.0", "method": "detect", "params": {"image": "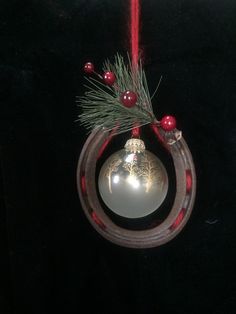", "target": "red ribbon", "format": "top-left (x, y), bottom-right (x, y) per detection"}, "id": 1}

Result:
top-left (130, 0), bottom-right (140, 67)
